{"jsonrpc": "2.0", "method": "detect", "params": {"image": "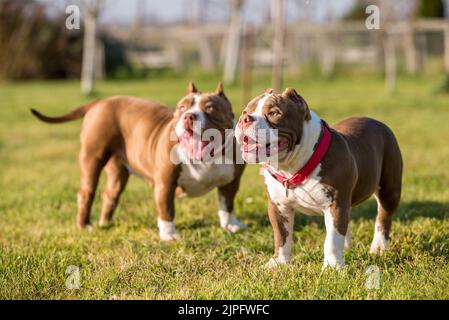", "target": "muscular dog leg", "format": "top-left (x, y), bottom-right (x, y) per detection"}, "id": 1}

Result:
top-left (266, 200), bottom-right (294, 268)
top-left (217, 181), bottom-right (247, 233)
top-left (99, 156), bottom-right (129, 227)
top-left (370, 190), bottom-right (400, 254)
top-left (371, 127), bottom-right (402, 254)
top-left (77, 149), bottom-right (108, 230)
top-left (154, 171), bottom-right (179, 241)
top-left (370, 153), bottom-right (401, 254)
top-left (323, 204), bottom-right (349, 269)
